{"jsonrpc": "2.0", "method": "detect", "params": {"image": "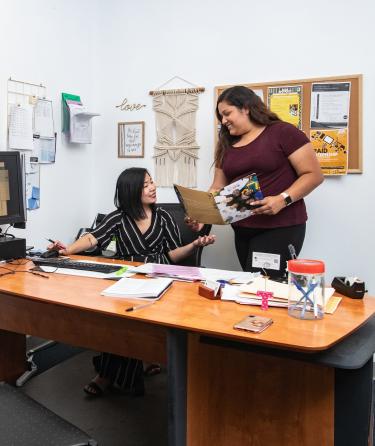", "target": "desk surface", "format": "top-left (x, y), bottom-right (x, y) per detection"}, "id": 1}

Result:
top-left (1, 256), bottom-right (374, 351)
